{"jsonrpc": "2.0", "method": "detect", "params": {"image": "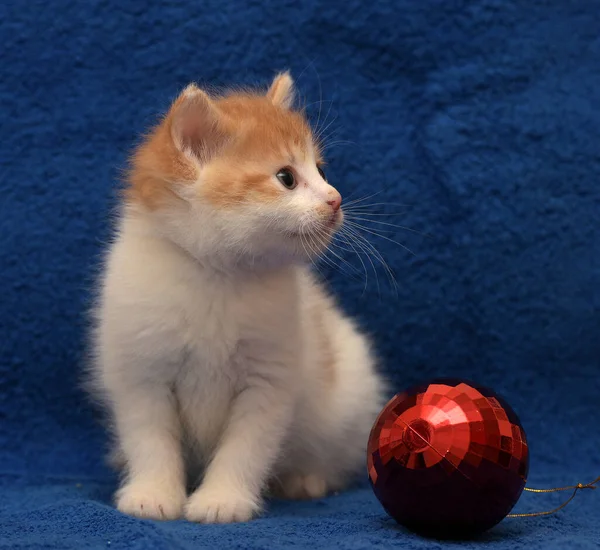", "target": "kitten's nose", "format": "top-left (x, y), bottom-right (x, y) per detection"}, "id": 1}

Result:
top-left (327, 193), bottom-right (342, 213)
